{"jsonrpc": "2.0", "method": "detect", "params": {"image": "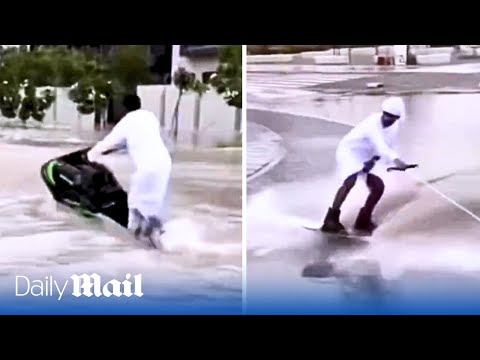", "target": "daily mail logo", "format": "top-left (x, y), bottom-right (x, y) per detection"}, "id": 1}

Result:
top-left (15, 273), bottom-right (144, 300)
